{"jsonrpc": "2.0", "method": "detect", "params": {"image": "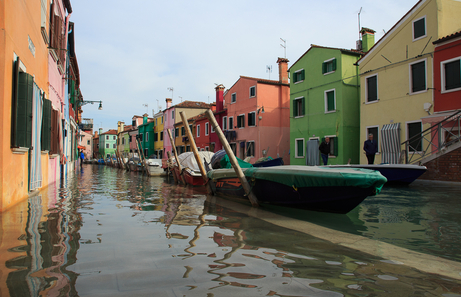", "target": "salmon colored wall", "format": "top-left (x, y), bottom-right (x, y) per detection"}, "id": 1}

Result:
top-left (1, 0), bottom-right (50, 212)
